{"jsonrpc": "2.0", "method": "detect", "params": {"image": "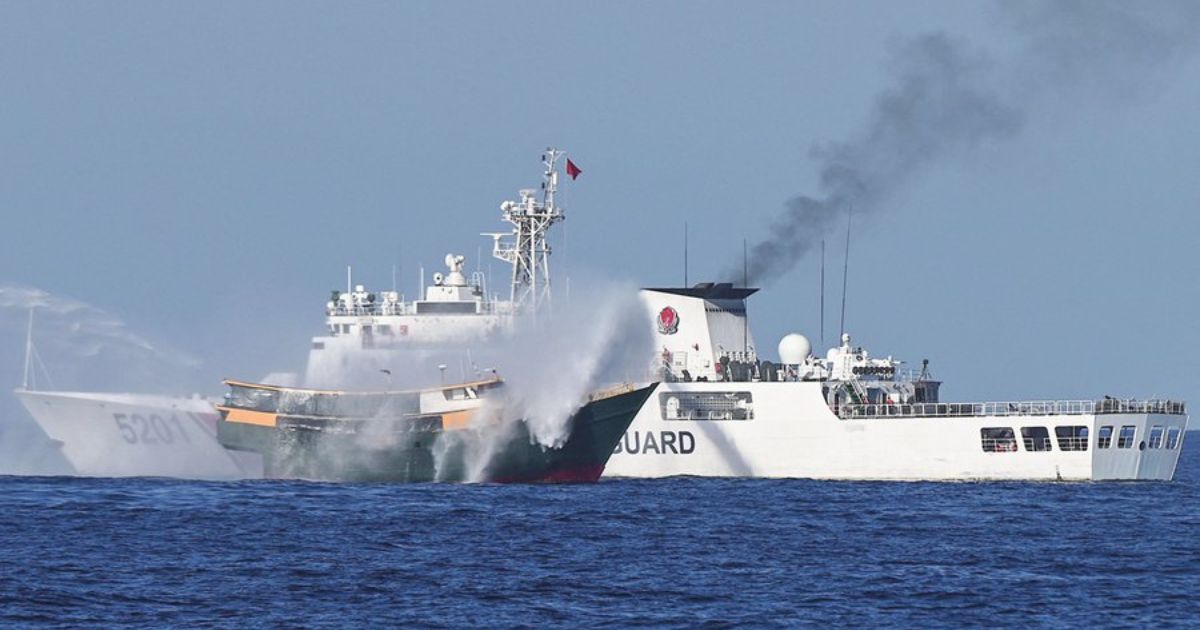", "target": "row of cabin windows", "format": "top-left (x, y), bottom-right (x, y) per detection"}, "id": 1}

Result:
top-left (980, 426), bottom-right (1081, 452)
top-left (332, 324), bottom-right (399, 335)
top-left (1095, 425), bottom-right (1182, 450)
top-left (981, 425), bottom-right (1183, 453)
